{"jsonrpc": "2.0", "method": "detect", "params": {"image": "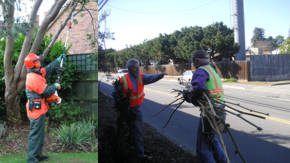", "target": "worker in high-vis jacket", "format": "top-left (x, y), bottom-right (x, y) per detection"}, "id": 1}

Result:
top-left (183, 50), bottom-right (227, 163)
top-left (24, 53), bottom-right (65, 163)
top-left (119, 58), bottom-right (166, 160)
